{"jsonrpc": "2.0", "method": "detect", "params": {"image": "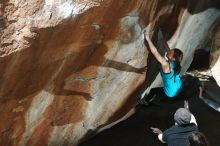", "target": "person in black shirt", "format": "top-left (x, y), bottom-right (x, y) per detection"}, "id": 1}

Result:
top-left (151, 101), bottom-right (198, 146)
top-left (188, 132), bottom-right (209, 146)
